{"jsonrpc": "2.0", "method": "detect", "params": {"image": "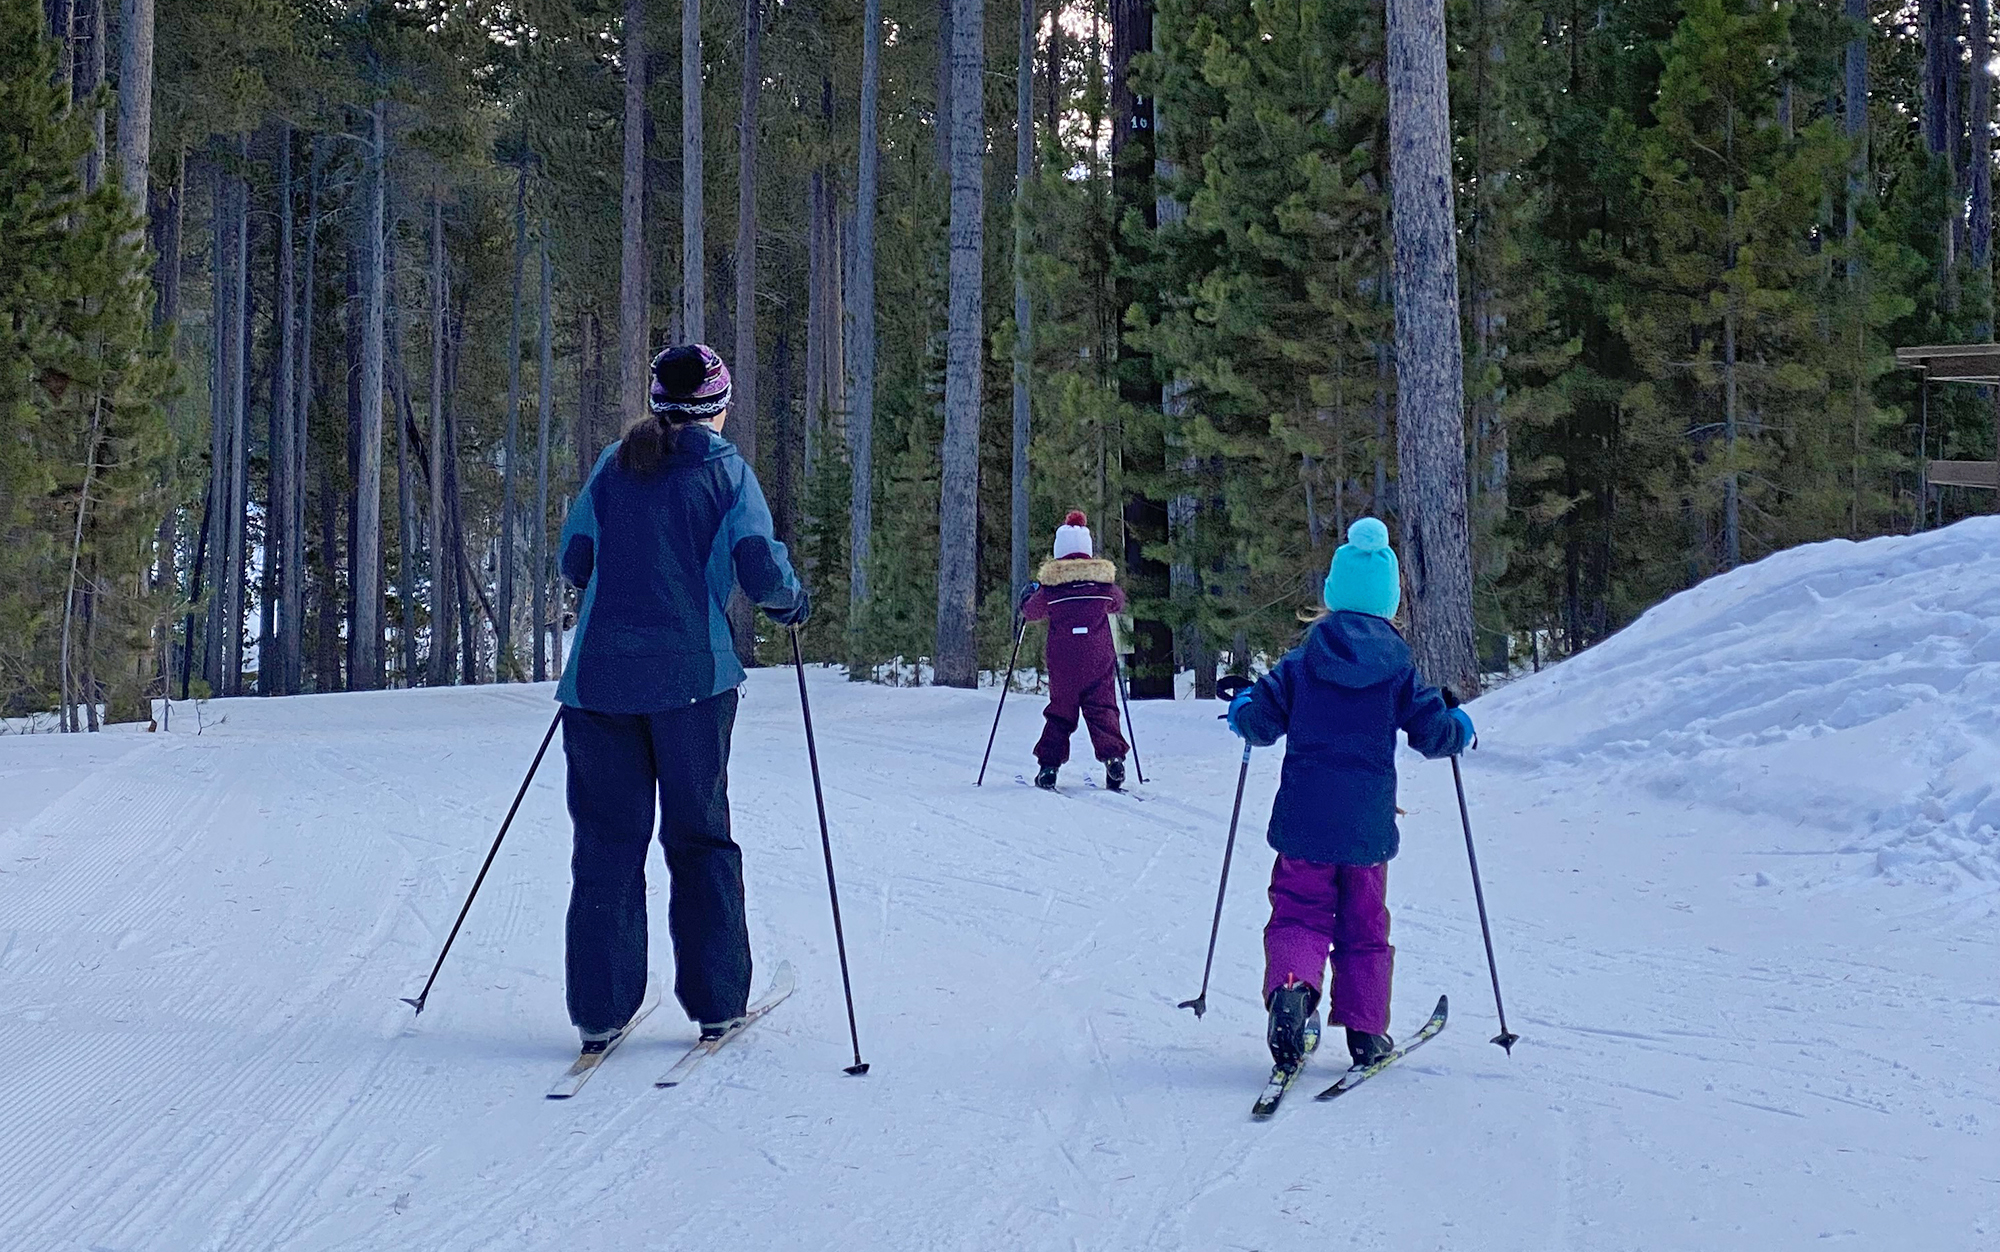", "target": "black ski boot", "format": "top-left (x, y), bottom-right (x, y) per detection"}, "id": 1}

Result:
top-left (1345, 1026), bottom-right (1394, 1070)
top-left (1104, 758), bottom-right (1126, 792)
top-left (1266, 980), bottom-right (1322, 1070)
top-left (699, 1015), bottom-right (746, 1043)
top-left (1035, 764), bottom-right (1059, 791)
